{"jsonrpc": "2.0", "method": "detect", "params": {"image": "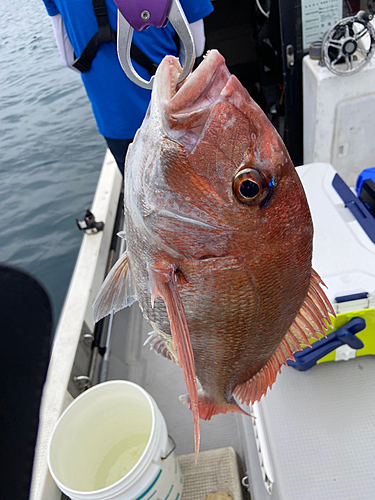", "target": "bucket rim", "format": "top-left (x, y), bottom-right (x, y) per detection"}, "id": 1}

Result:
top-left (47, 379), bottom-right (160, 498)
